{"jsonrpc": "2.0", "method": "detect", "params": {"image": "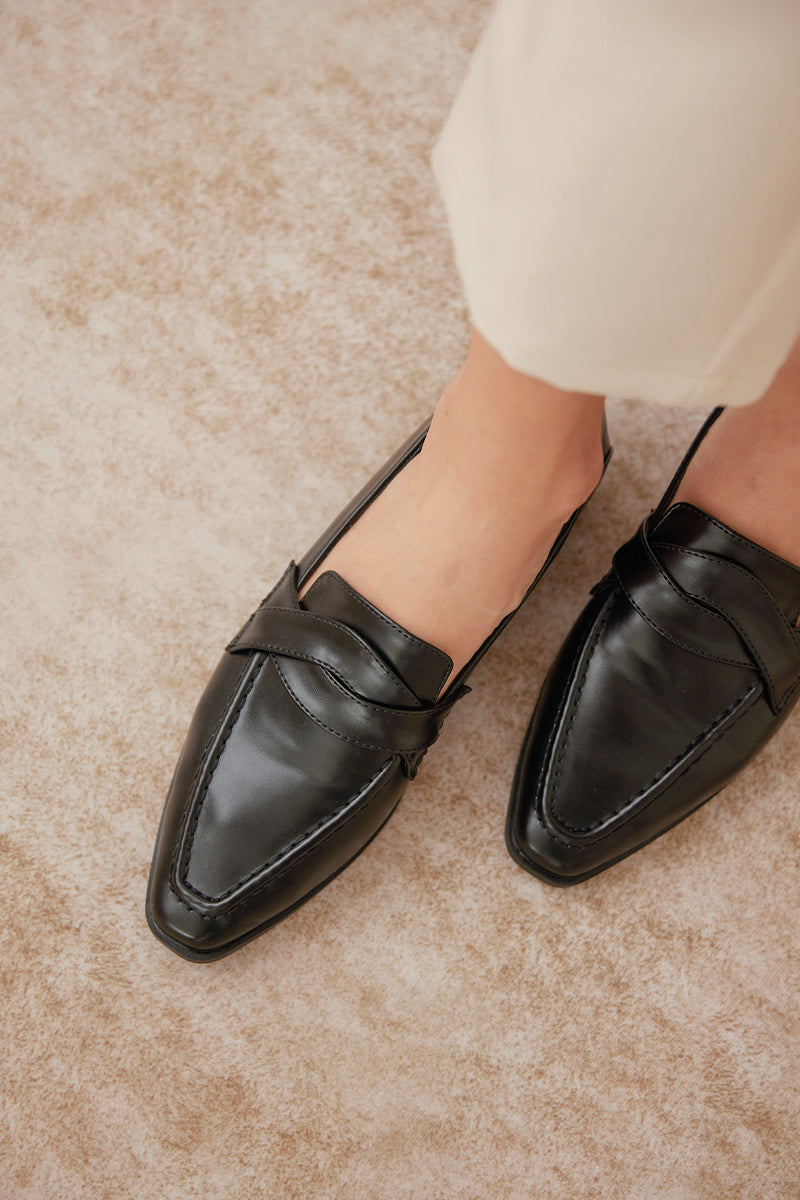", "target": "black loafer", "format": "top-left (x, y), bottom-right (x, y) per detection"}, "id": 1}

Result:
top-left (146, 414), bottom-right (613, 959)
top-left (507, 407), bottom-right (800, 885)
